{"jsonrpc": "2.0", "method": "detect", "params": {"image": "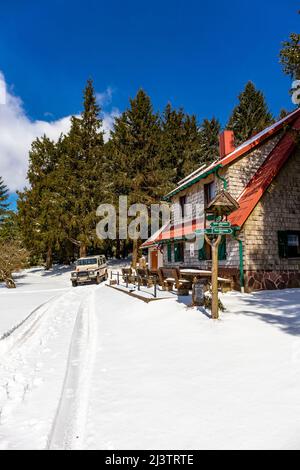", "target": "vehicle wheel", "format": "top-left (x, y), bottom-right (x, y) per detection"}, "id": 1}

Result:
top-left (72, 281), bottom-right (77, 287)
